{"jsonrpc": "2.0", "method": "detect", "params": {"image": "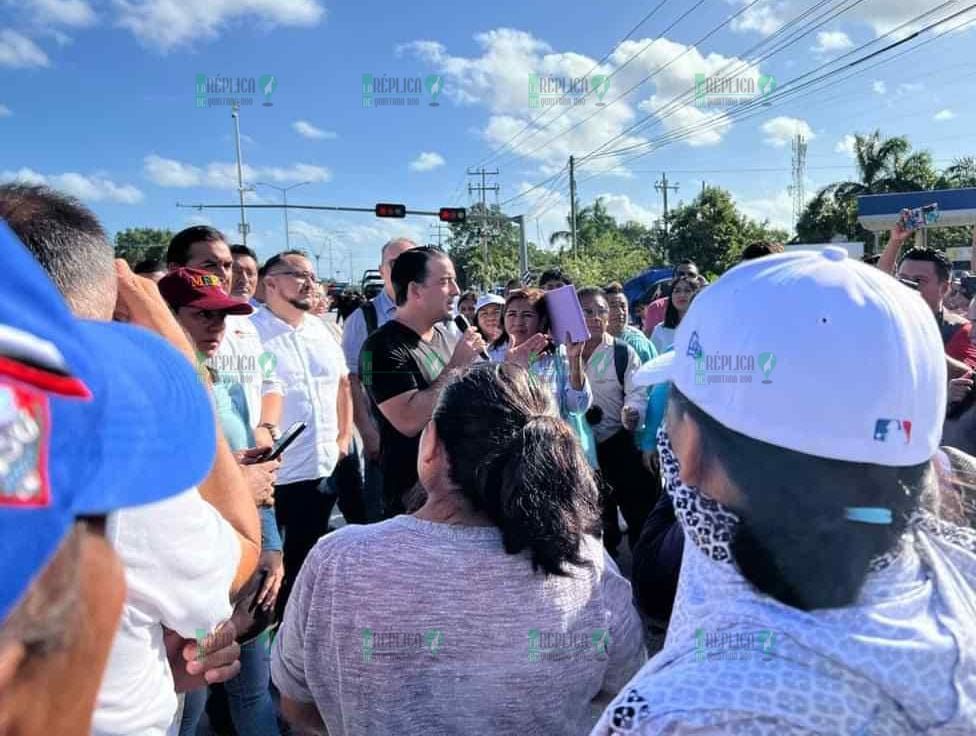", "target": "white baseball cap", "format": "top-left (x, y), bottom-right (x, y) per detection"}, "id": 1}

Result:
top-left (475, 293), bottom-right (505, 313)
top-left (634, 246), bottom-right (946, 467)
